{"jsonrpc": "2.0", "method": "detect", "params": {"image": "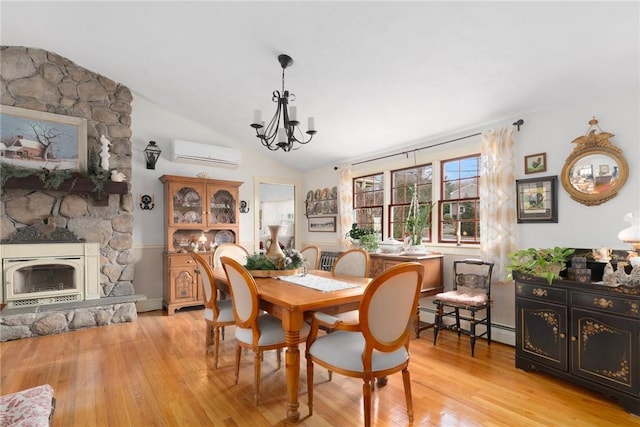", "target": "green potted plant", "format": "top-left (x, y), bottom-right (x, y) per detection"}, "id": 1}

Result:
top-left (359, 233), bottom-right (379, 253)
top-left (345, 223), bottom-right (374, 247)
top-left (405, 185), bottom-right (433, 247)
top-left (506, 246), bottom-right (575, 284)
